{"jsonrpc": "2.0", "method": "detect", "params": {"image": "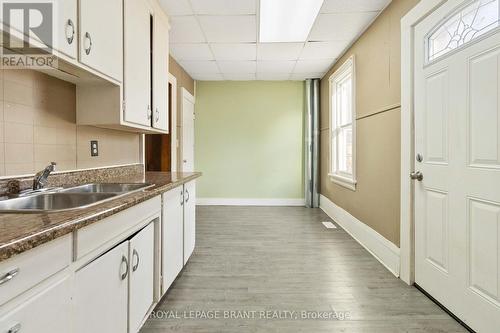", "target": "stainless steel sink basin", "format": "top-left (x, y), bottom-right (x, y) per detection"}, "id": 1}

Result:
top-left (0, 182), bottom-right (154, 213)
top-left (0, 193), bottom-right (118, 213)
top-left (61, 183), bottom-right (153, 193)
